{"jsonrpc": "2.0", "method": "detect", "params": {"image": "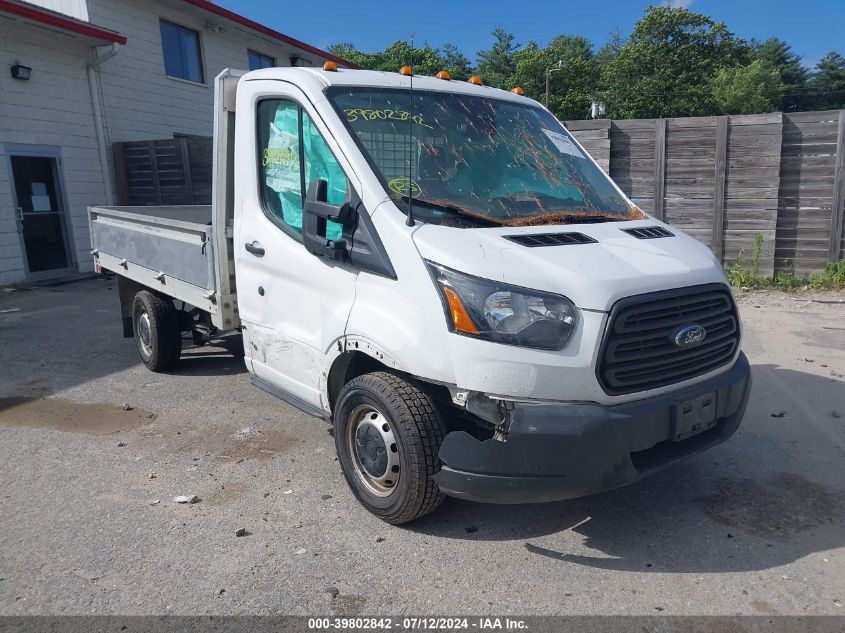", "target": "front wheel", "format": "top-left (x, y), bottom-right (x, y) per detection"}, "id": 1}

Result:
top-left (334, 372), bottom-right (447, 525)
